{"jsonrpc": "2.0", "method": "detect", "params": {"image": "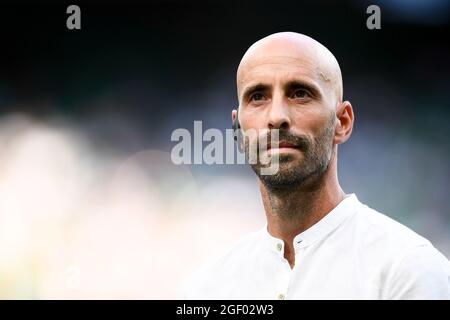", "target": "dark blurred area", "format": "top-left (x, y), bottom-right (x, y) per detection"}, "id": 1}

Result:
top-left (1, 0), bottom-right (449, 140)
top-left (0, 0), bottom-right (449, 298)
